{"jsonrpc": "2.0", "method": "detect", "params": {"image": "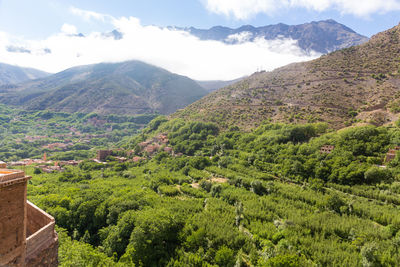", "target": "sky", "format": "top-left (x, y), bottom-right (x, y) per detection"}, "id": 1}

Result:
top-left (0, 0), bottom-right (400, 80)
